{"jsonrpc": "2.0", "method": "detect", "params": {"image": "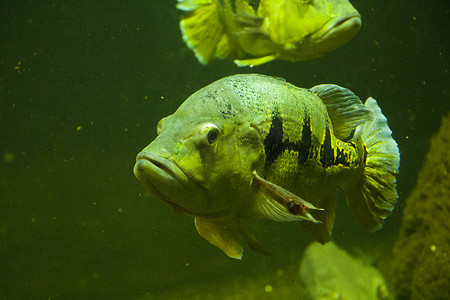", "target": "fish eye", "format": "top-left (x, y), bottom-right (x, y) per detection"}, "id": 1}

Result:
top-left (157, 117), bottom-right (165, 135)
top-left (207, 127), bottom-right (220, 144)
top-left (197, 123), bottom-right (220, 145)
